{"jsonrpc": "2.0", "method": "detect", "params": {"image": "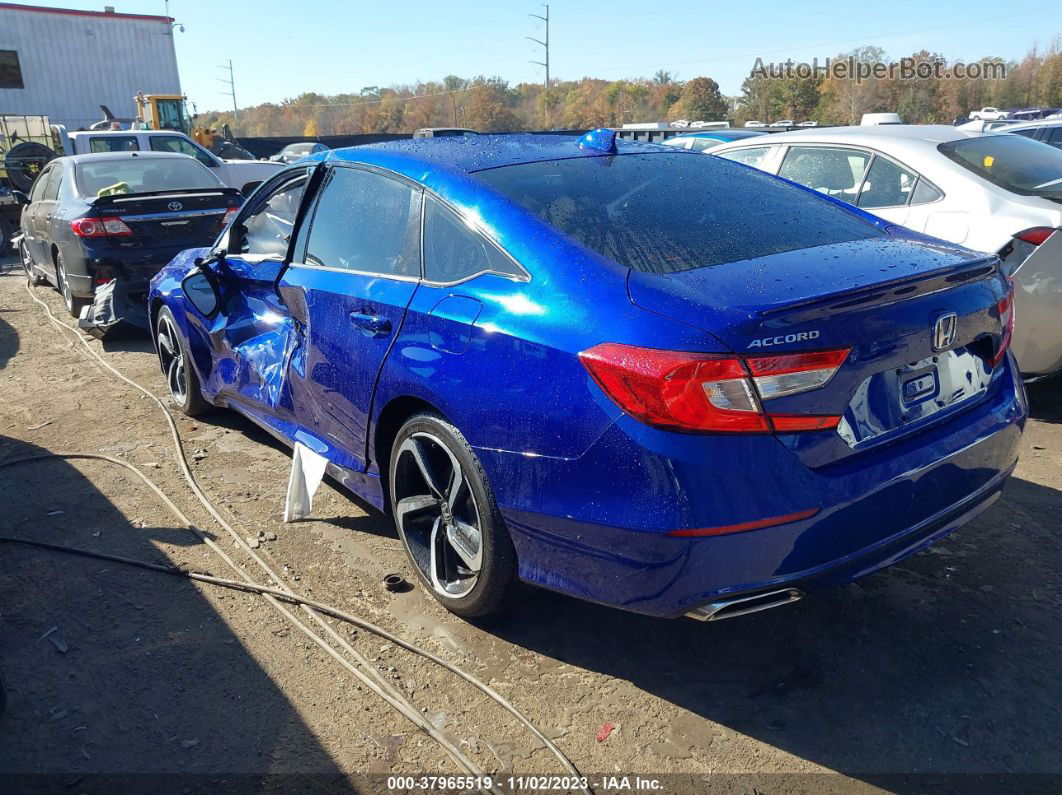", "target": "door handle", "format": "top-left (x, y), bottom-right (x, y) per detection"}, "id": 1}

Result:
top-left (349, 311), bottom-right (392, 336)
